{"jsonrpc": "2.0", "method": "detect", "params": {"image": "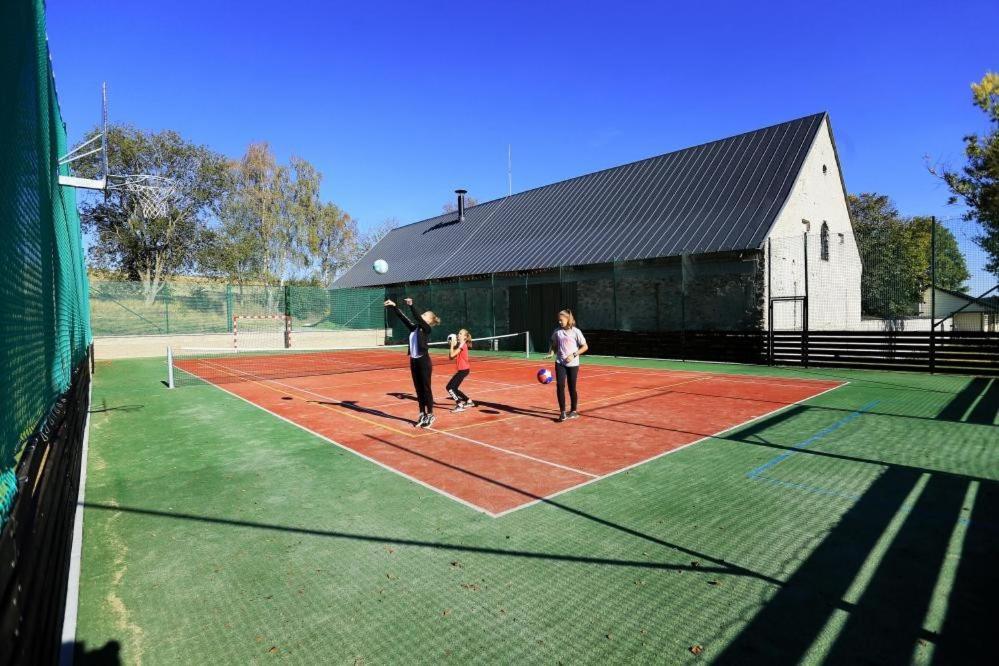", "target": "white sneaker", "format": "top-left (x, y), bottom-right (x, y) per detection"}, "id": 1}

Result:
top-left (414, 413), bottom-right (426, 427)
top-left (452, 402), bottom-right (467, 413)
top-left (464, 400), bottom-right (476, 408)
top-left (422, 413), bottom-right (437, 428)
